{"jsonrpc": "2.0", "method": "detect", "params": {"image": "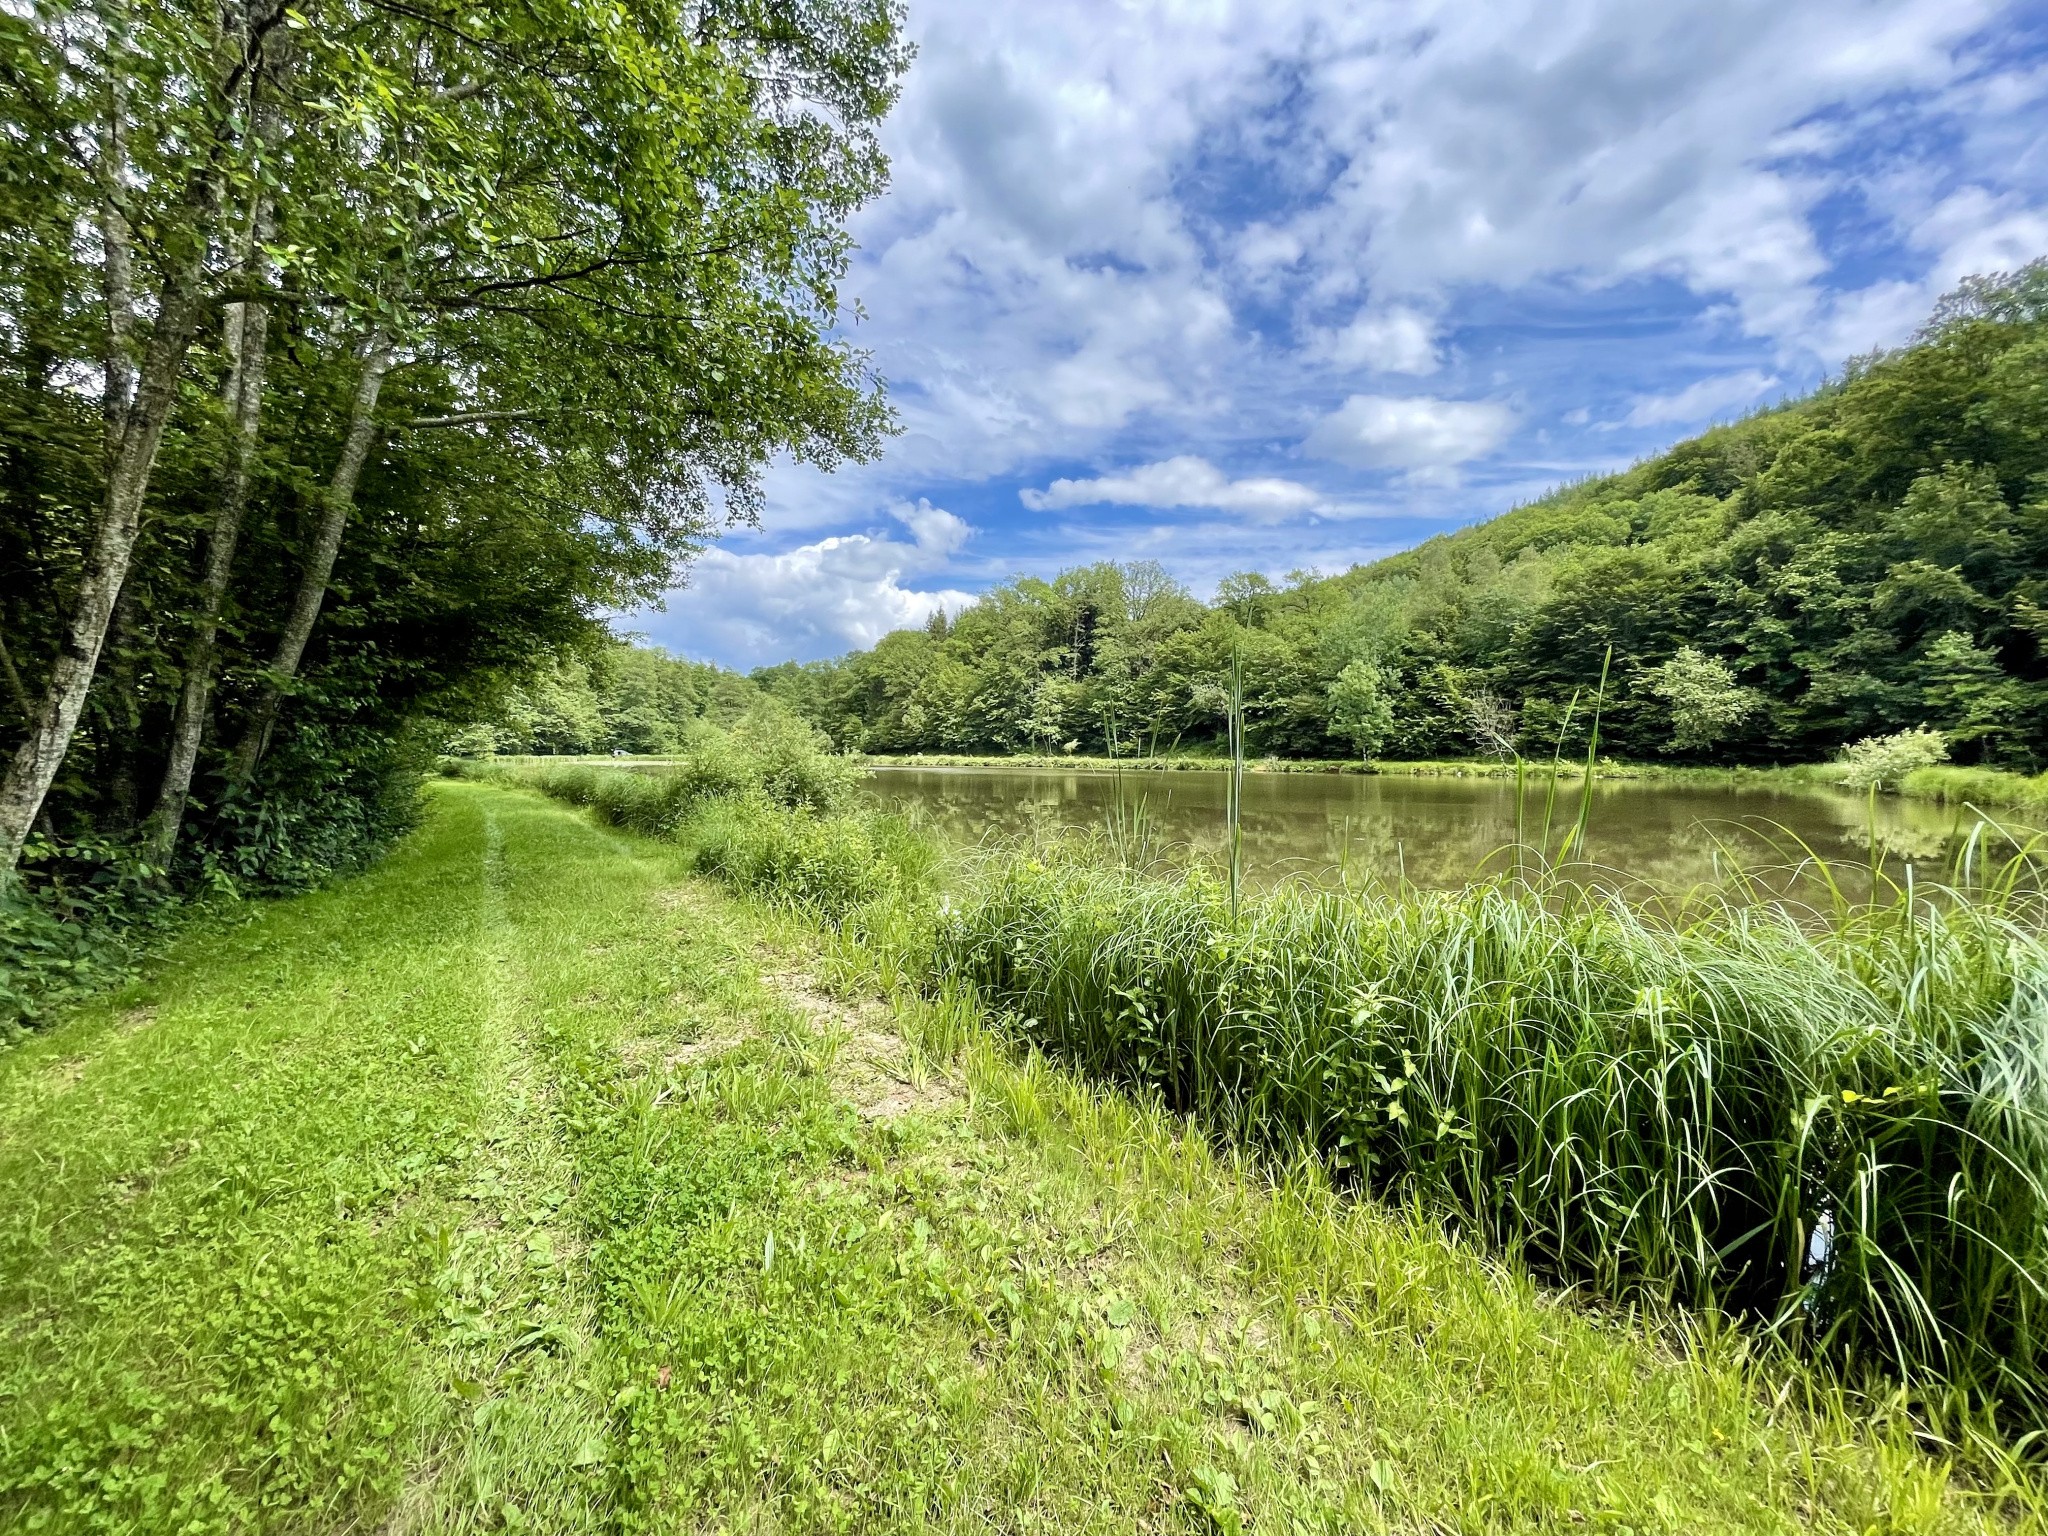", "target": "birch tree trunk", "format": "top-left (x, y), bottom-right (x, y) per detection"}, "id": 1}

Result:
top-left (0, 269), bottom-right (222, 877)
top-left (0, 6), bottom-right (265, 881)
top-left (145, 160), bottom-right (281, 864)
top-left (228, 333), bottom-right (395, 784)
